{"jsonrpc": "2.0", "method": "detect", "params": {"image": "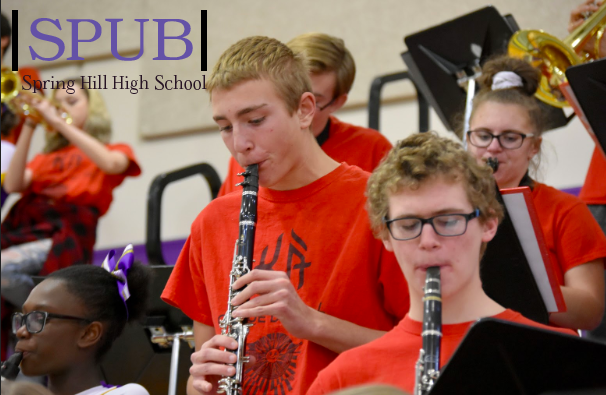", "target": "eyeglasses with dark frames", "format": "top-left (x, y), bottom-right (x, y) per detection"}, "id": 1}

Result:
top-left (316, 95), bottom-right (338, 111)
top-left (383, 209), bottom-right (481, 241)
top-left (467, 130), bottom-right (535, 150)
top-left (12, 311), bottom-right (92, 335)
